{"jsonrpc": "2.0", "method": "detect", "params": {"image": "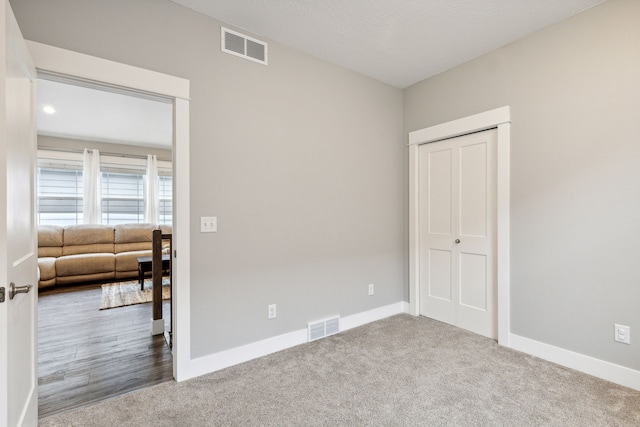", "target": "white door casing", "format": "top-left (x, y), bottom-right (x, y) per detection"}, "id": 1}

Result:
top-left (0, 2), bottom-right (38, 426)
top-left (408, 106), bottom-right (511, 345)
top-left (24, 40), bottom-right (192, 381)
top-left (418, 130), bottom-right (497, 339)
